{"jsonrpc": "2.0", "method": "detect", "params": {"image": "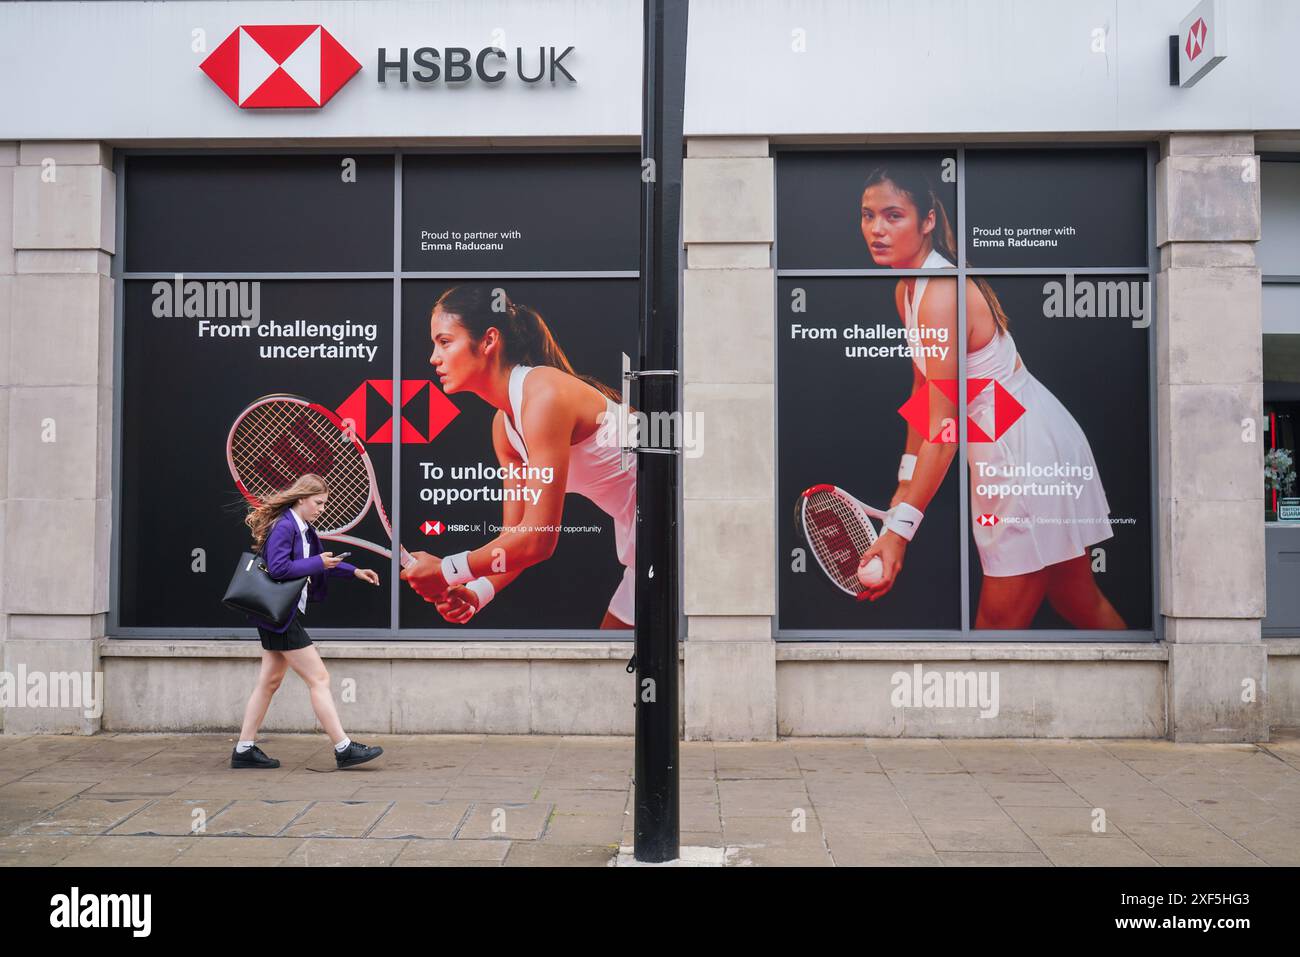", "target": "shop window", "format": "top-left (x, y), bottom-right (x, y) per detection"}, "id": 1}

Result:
top-left (114, 152), bottom-right (639, 636)
top-left (775, 147), bottom-right (1154, 638)
top-left (1262, 160), bottom-right (1300, 524)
